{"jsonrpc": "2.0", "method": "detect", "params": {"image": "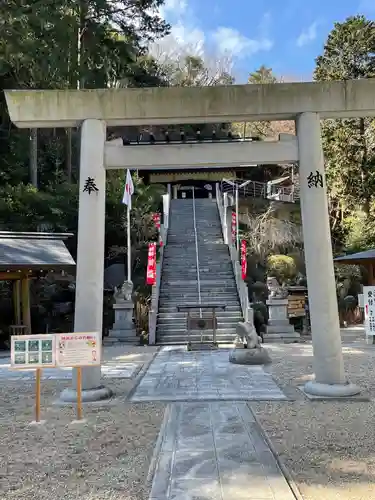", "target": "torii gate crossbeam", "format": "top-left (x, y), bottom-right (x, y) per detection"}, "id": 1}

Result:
top-left (5, 79), bottom-right (372, 401)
